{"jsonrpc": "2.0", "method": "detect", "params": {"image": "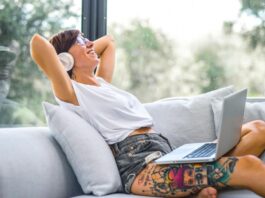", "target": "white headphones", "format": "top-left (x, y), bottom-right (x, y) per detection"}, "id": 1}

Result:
top-left (58, 52), bottom-right (74, 71)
